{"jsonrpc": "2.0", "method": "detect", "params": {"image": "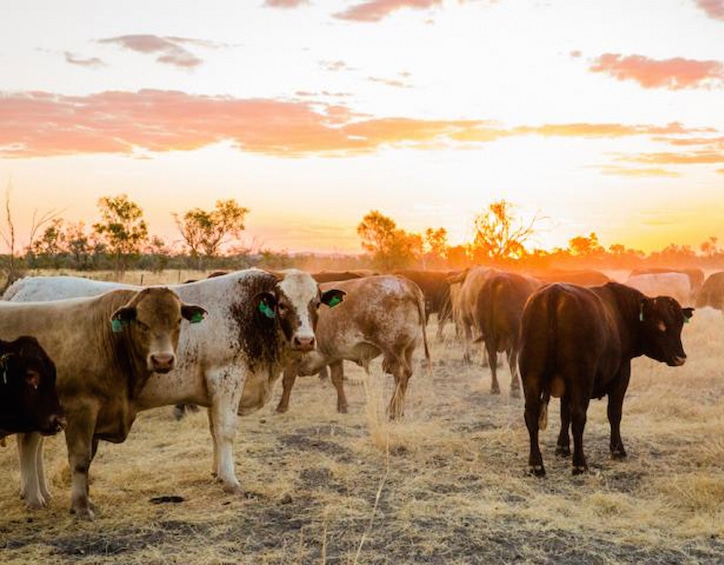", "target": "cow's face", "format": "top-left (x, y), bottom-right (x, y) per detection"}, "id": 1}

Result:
top-left (255, 271), bottom-right (345, 353)
top-left (639, 297), bottom-right (694, 366)
top-left (0, 336), bottom-right (66, 435)
top-left (111, 287), bottom-right (207, 373)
